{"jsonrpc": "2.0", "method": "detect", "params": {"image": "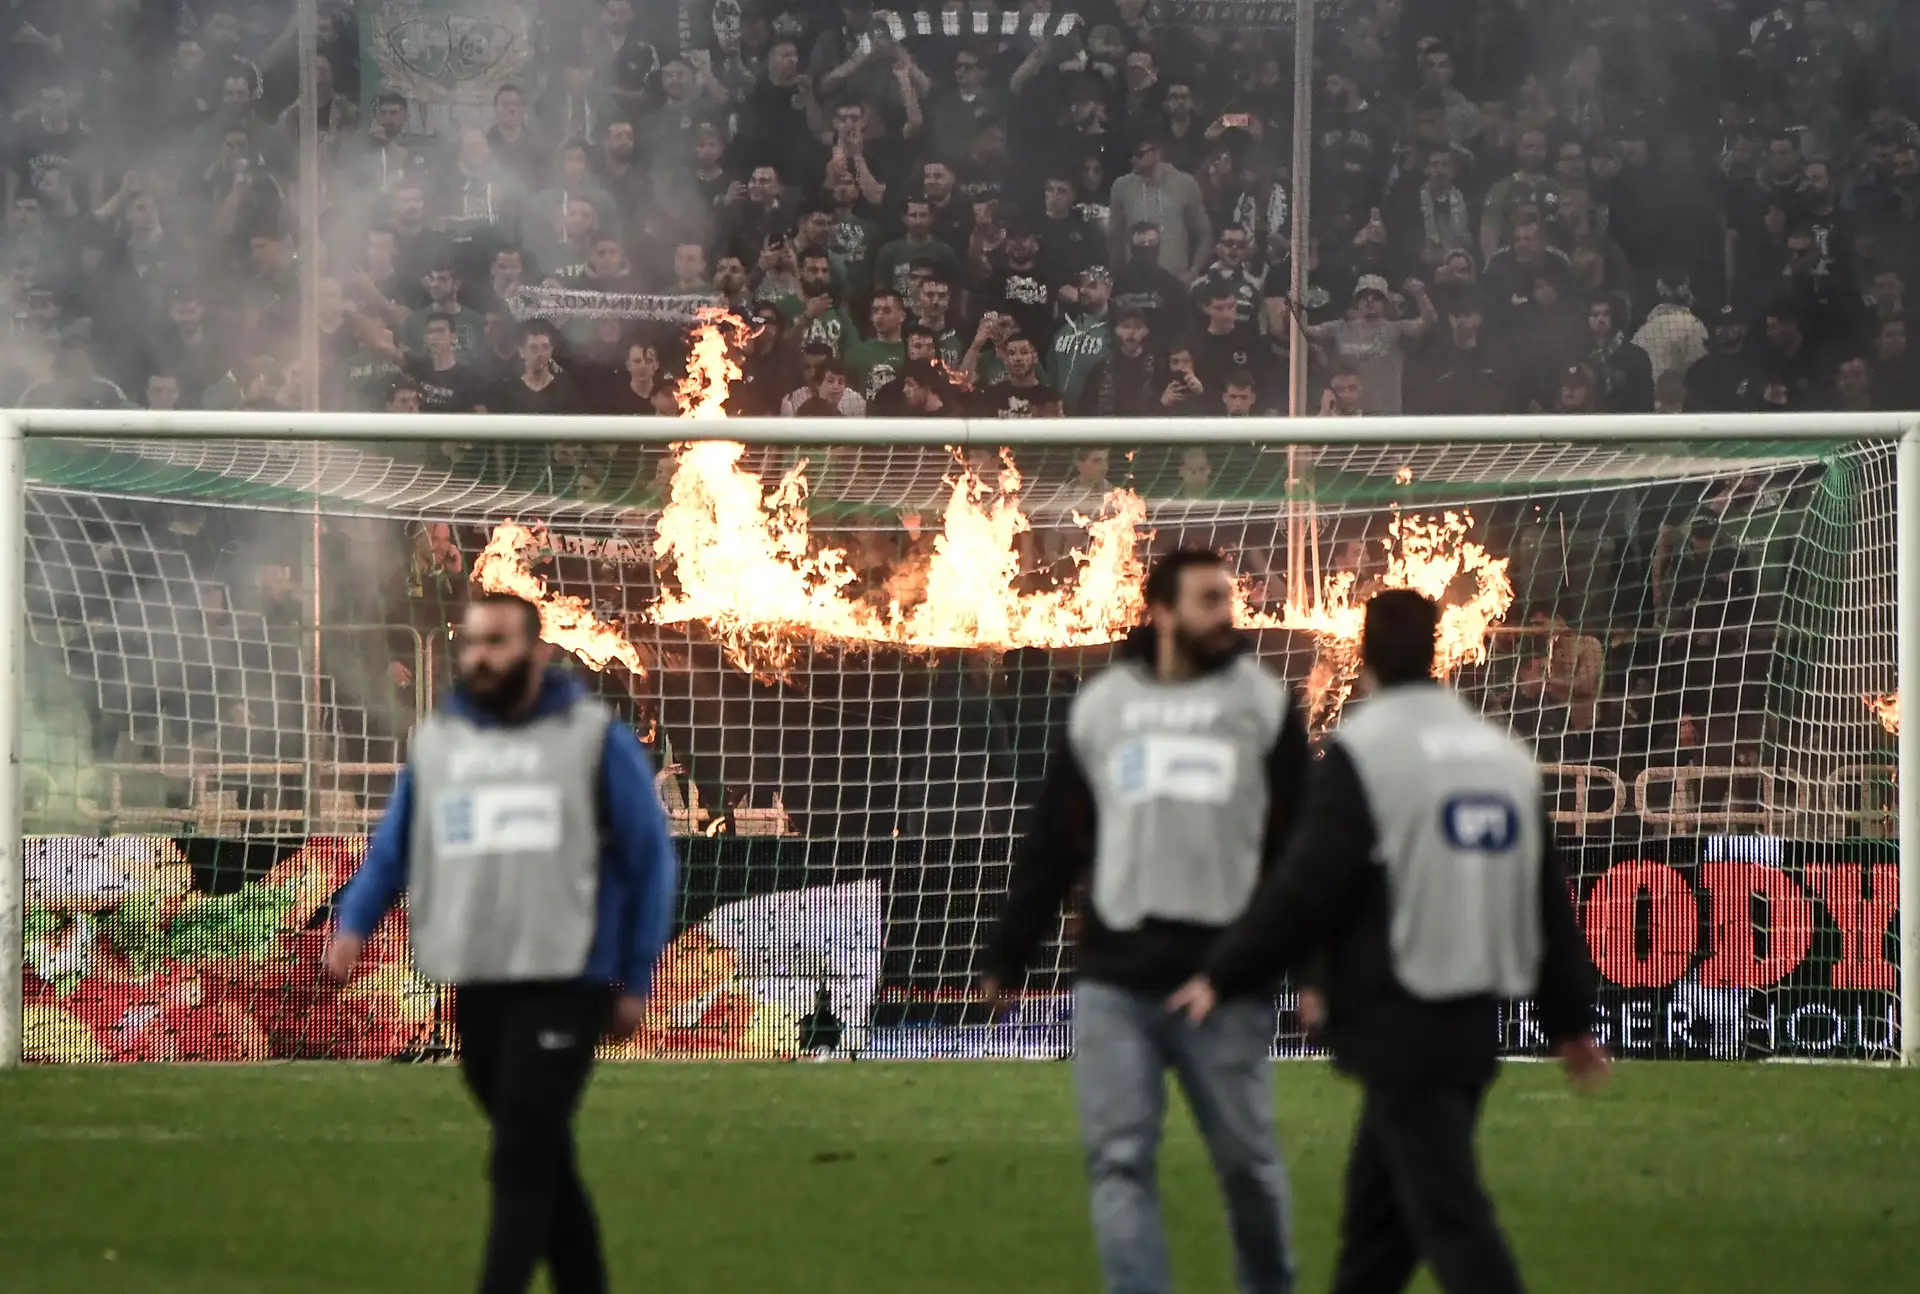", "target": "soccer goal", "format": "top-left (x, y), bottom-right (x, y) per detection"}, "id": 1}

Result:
top-left (1, 410), bottom-right (1915, 1068)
